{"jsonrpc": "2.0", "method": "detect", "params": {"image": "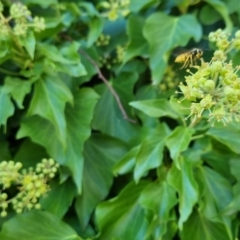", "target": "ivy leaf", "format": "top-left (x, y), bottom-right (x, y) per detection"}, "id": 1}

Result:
top-left (129, 99), bottom-right (180, 119)
top-left (113, 145), bottom-right (141, 175)
top-left (134, 124), bottom-right (170, 182)
top-left (75, 134), bottom-right (127, 231)
top-left (95, 181), bottom-right (149, 240)
top-left (28, 75), bottom-right (73, 146)
top-left (181, 210), bottom-right (232, 240)
top-left (129, 0), bottom-right (159, 12)
top-left (87, 17), bottom-right (105, 47)
top-left (123, 15), bottom-right (148, 63)
top-left (140, 181), bottom-right (177, 239)
top-left (21, 0), bottom-right (58, 8)
top-left (167, 158), bottom-right (198, 229)
top-left (166, 126), bottom-right (194, 163)
top-left (40, 179), bottom-right (76, 218)
top-left (19, 31), bottom-right (36, 60)
top-left (201, 166), bottom-right (233, 212)
top-left (3, 77), bottom-right (33, 109)
top-left (92, 72), bottom-right (139, 142)
top-left (207, 124), bottom-right (240, 154)
top-left (205, 0), bottom-right (232, 31)
top-left (143, 13), bottom-right (202, 83)
top-left (18, 88), bottom-right (99, 193)
top-left (0, 211), bottom-right (81, 240)
top-left (14, 139), bottom-right (48, 168)
top-left (0, 87), bottom-right (14, 128)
